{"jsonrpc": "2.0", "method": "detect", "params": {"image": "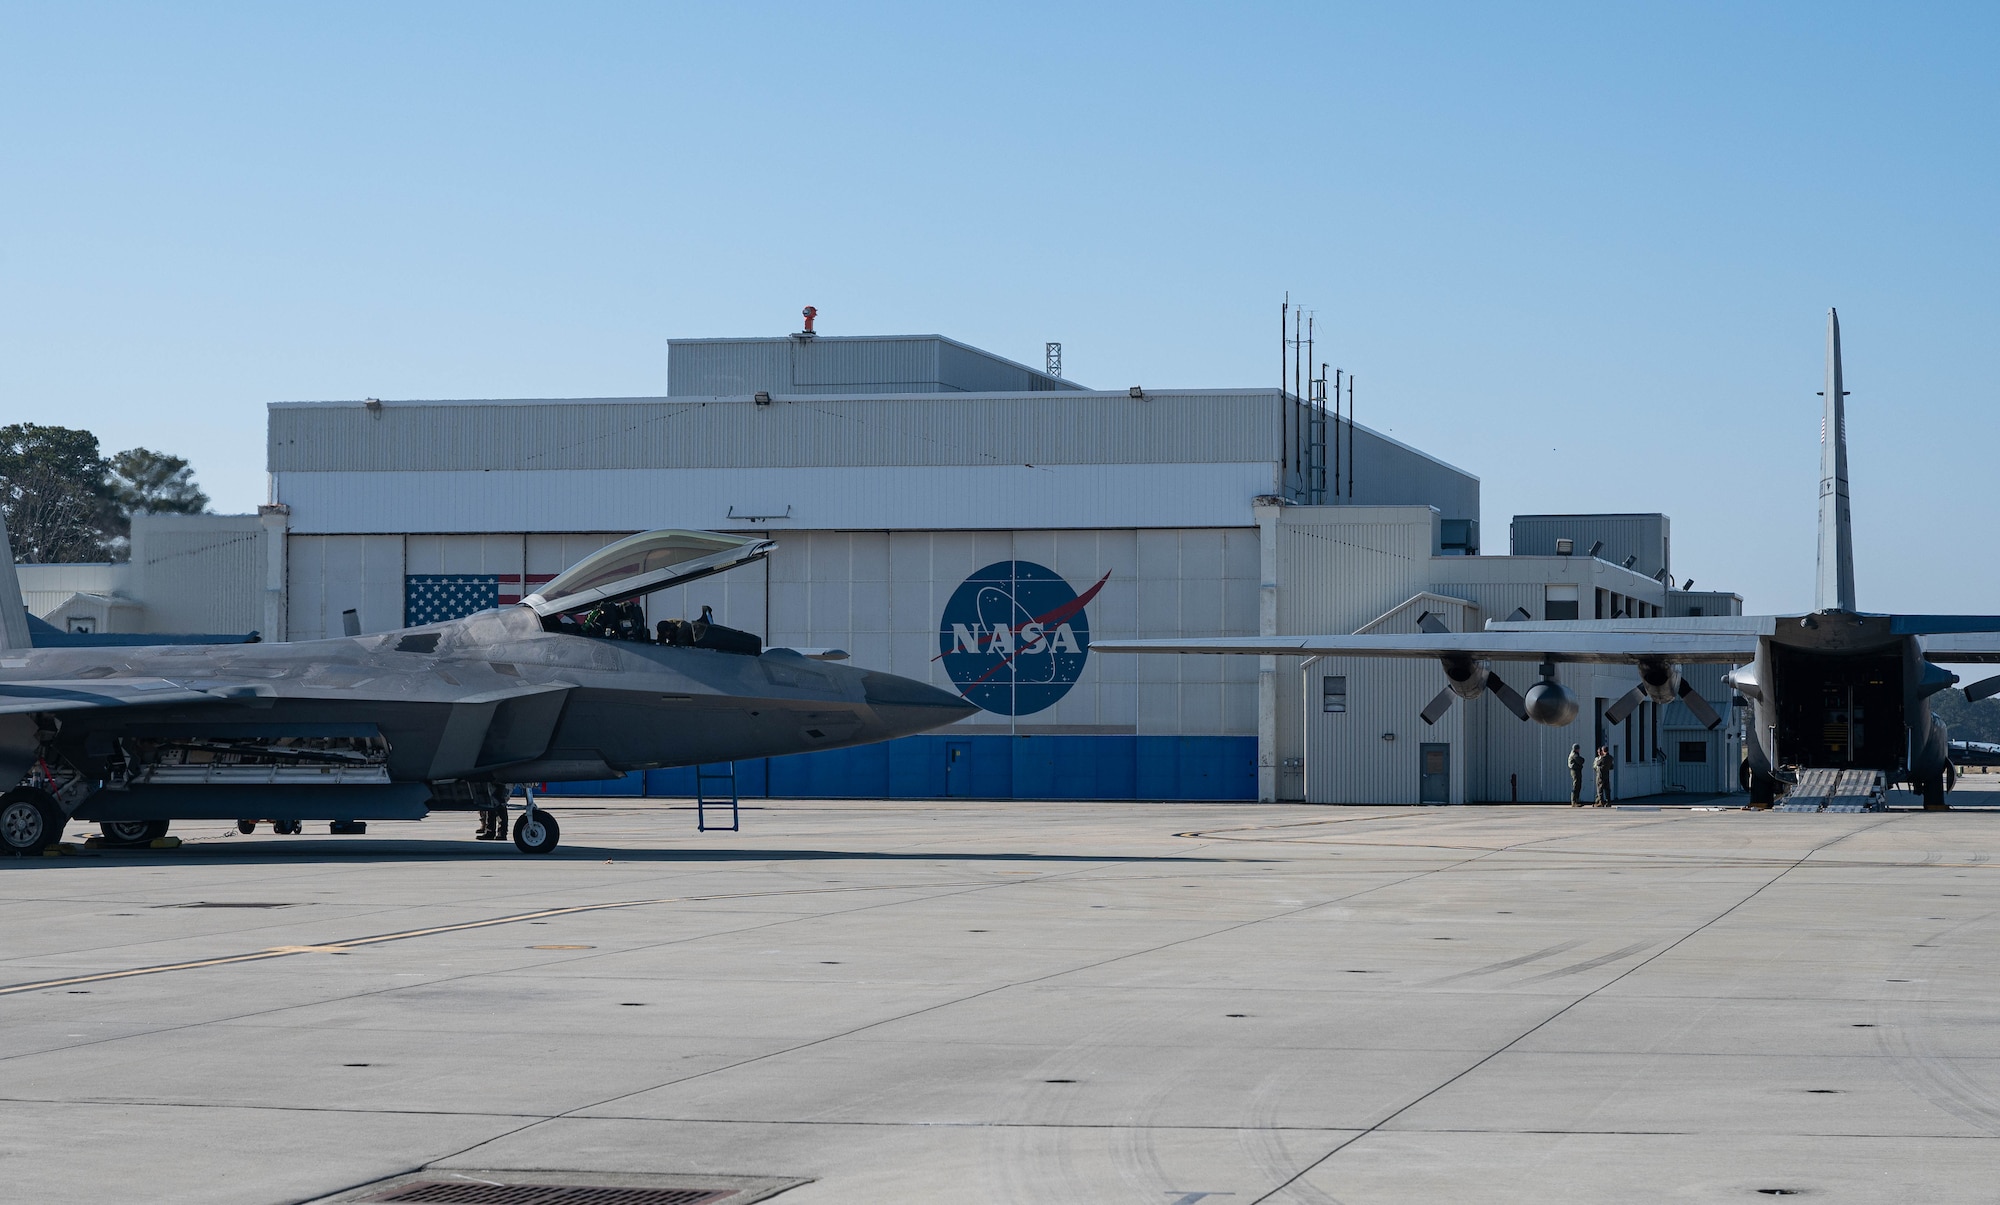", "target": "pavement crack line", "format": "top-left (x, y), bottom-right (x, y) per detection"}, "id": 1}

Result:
top-left (0, 877), bottom-right (1046, 999)
top-left (1245, 813), bottom-right (1905, 1205)
top-left (414, 831), bottom-right (1570, 1177)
